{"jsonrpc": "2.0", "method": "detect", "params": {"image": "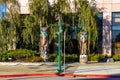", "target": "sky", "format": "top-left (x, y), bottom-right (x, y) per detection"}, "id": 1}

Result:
top-left (0, 4), bottom-right (6, 18)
